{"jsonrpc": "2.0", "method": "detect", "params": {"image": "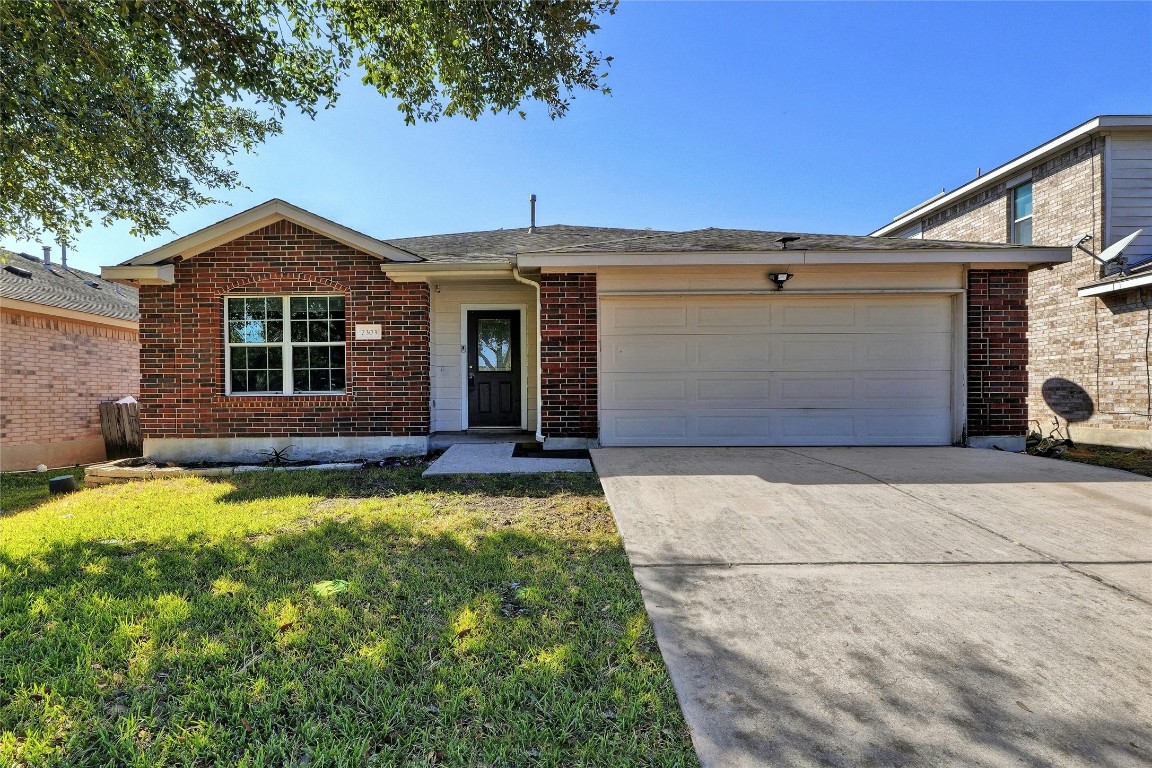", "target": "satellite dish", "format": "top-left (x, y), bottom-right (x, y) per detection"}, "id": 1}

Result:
top-left (1093, 229), bottom-right (1143, 265)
